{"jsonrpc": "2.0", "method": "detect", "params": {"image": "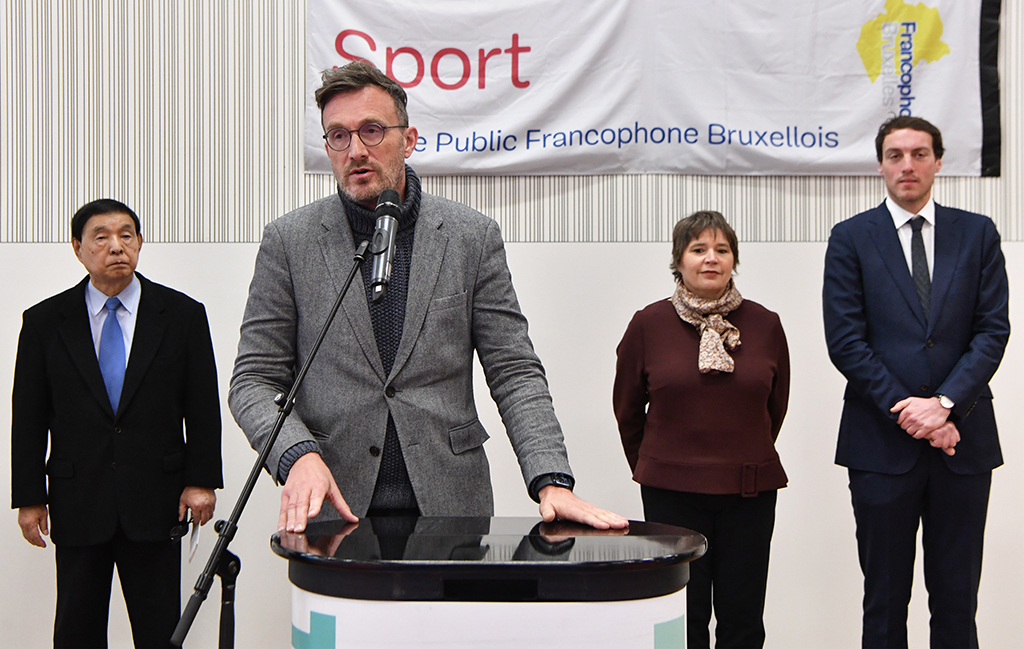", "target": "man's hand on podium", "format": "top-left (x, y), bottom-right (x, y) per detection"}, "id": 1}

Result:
top-left (279, 521), bottom-right (358, 557)
top-left (538, 486), bottom-right (629, 530)
top-left (280, 453), bottom-right (359, 533)
top-left (537, 520), bottom-right (630, 544)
